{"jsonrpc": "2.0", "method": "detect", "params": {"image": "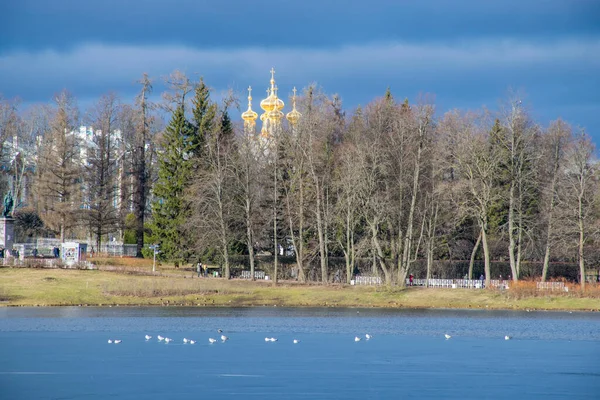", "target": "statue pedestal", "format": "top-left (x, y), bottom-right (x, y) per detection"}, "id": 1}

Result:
top-left (0, 217), bottom-right (15, 255)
